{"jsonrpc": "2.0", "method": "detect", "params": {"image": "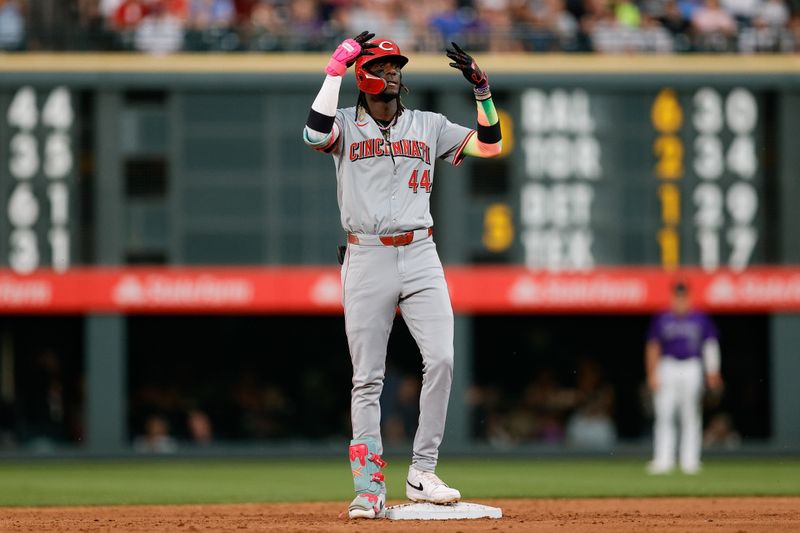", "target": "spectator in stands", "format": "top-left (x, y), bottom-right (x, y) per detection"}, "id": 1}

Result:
top-left (186, 0), bottom-right (237, 50)
top-left (165, 0), bottom-right (189, 18)
top-left (189, 0), bottom-right (235, 28)
top-left (0, 0), bottom-right (24, 50)
top-left (758, 0), bottom-right (790, 27)
top-left (639, 13), bottom-right (676, 51)
top-left (564, 358), bottom-right (617, 449)
top-left (546, 0), bottom-right (580, 50)
top-left (614, 0), bottom-right (642, 27)
top-left (511, 368), bottom-right (574, 444)
top-left (232, 0), bottom-right (258, 25)
top-left (246, 0), bottom-right (284, 50)
top-left (518, 0), bottom-right (580, 52)
top-left (430, 0), bottom-right (474, 46)
top-left (4, 0), bottom-right (800, 53)
top-left (114, 0), bottom-right (148, 30)
top-left (475, 0), bottom-right (526, 51)
top-left (283, 0), bottom-right (326, 50)
top-left (739, 0), bottom-right (790, 51)
top-left (134, 414), bottom-right (179, 453)
top-left (721, 0), bottom-right (760, 27)
top-left (135, 0), bottom-right (185, 53)
top-left (27, 0), bottom-right (83, 50)
top-left (406, 3), bottom-right (447, 51)
top-left (186, 409), bottom-right (214, 445)
top-left (101, 0), bottom-right (125, 19)
top-left (585, 0), bottom-right (632, 52)
top-left (786, 14), bottom-right (800, 50)
top-left (703, 412), bottom-right (741, 449)
top-left (657, 0), bottom-right (692, 50)
top-left (344, 0), bottom-right (413, 50)
top-left (77, 0), bottom-right (119, 49)
top-left (233, 375), bottom-right (292, 439)
top-left (112, 0), bottom-right (146, 47)
top-left (691, 0), bottom-right (737, 50)
top-left (677, 0), bottom-right (705, 21)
